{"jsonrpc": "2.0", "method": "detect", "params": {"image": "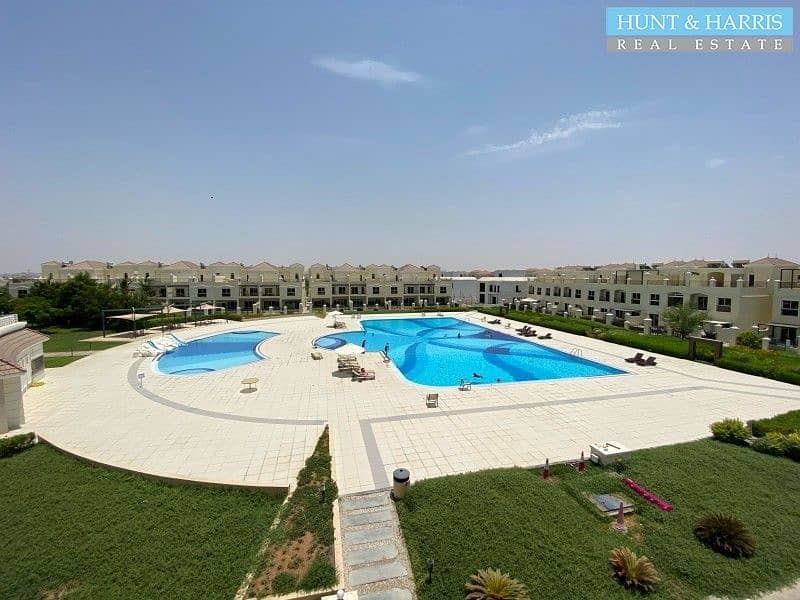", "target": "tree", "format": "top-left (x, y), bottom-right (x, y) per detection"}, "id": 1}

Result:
top-left (662, 303), bottom-right (707, 339)
top-left (0, 288), bottom-right (12, 314)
